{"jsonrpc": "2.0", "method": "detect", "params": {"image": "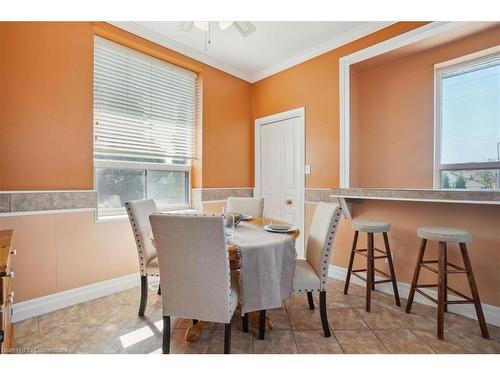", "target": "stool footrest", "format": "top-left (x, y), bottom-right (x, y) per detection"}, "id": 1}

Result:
top-left (353, 248), bottom-right (388, 259)
top-left (350, 272), bottom-right (367, 283)
top-left (373, 279), bottom-right (393, 285)
top-left (420, 264), bottom-right (438, 274)
top-left (420, 260), bottom-right (467, 275)
top-left (415, 288), bottom-right (438, 304)
top-left (447, 286), bottom-right (473, 302)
